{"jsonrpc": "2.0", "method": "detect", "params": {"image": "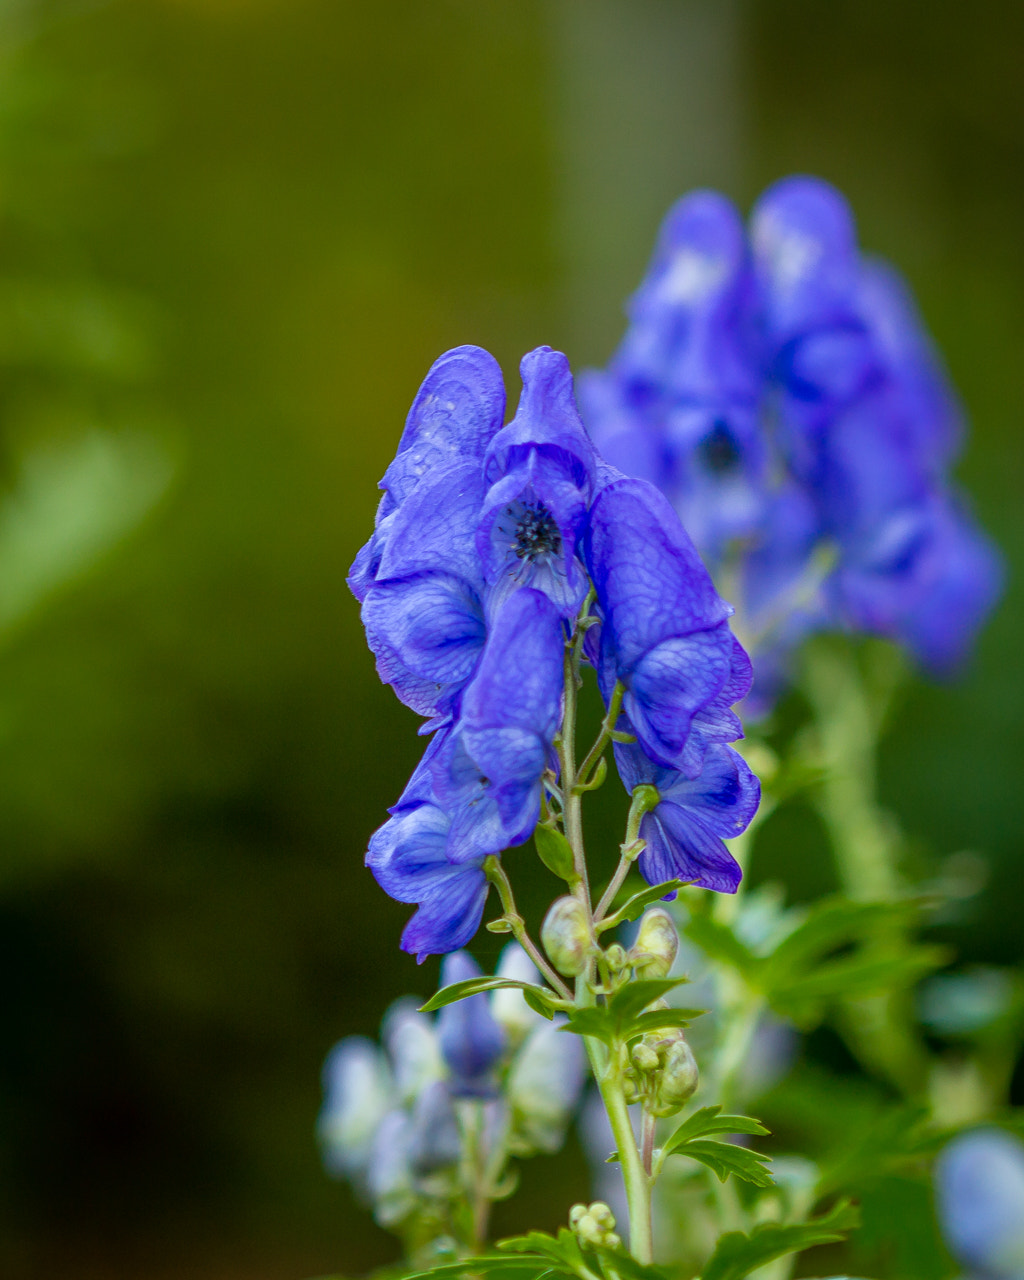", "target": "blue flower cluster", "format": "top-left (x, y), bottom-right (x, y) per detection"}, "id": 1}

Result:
top-left (351, 345), bottom-right (759, 957)
top-left (318, 945), bottom-right (585, 1229)
top-left (579, 176), bottom-right (1002, 709)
